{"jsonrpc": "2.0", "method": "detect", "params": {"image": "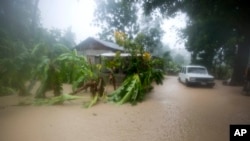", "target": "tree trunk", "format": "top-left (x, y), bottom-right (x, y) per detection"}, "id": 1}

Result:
top-left (97, 77), bottom-right (105, 97)
top-left (230, 32), bottom-right (250, 86)
top-left (72, 80), bottom-right (97, 96)
top-left (109, 73), bottom-right (116, 90)
top-left (230, 22), bottom-right (250, 86)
